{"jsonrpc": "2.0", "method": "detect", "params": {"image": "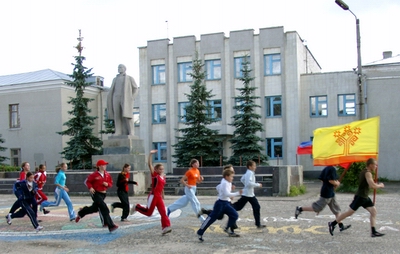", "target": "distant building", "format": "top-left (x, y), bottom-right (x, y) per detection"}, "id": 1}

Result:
top-left (138, 27), bottom-right (400, 180)
top-left (0, 69), bottom-right (107, 169)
